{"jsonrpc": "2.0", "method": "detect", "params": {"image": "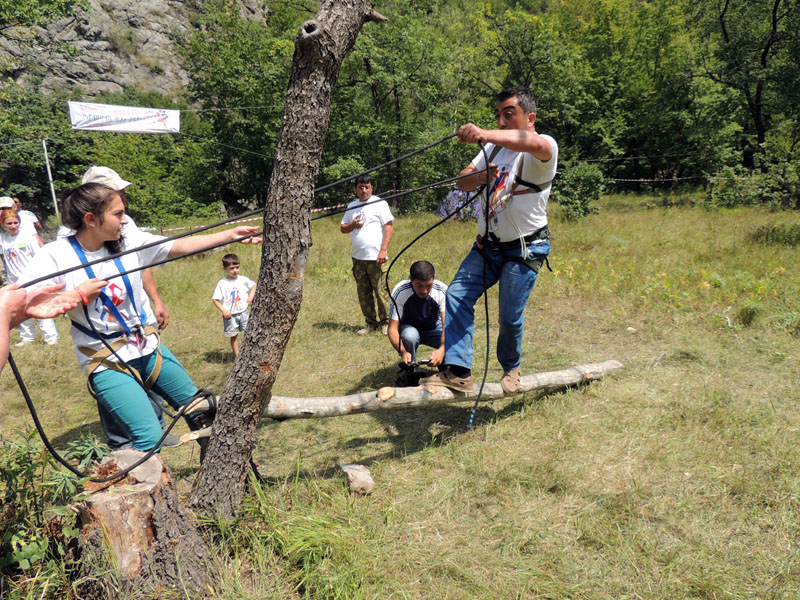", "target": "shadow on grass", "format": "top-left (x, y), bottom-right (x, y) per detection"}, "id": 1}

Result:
top-left (47, 421), bottom-right (106, 449)
top-left (313, 320), bottom-right (367, 335)
top-left (201, 349), bottom-right (234, 364)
